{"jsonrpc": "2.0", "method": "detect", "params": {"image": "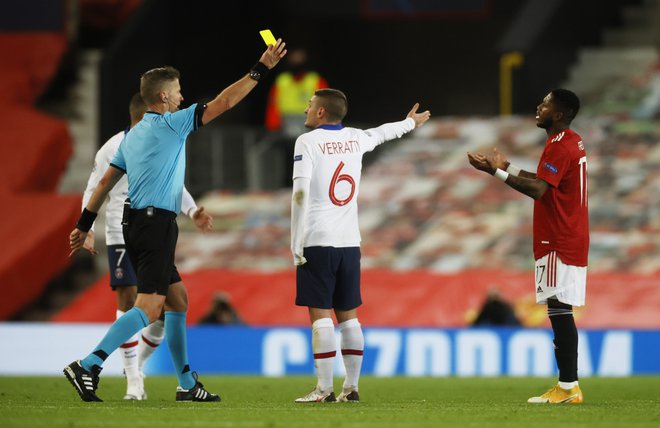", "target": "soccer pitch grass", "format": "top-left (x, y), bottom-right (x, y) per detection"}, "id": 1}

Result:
top-left (1, 376), bottom-right (658, 427)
